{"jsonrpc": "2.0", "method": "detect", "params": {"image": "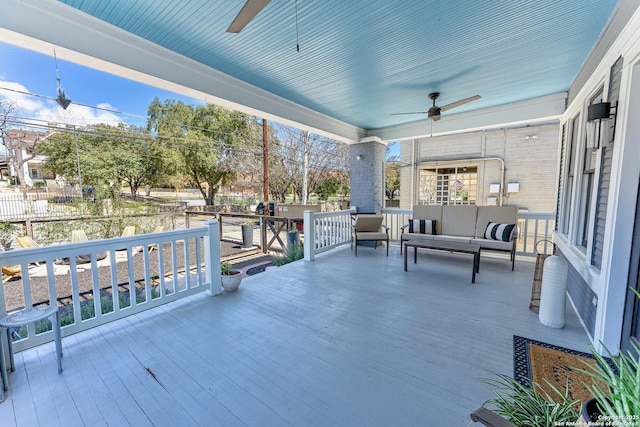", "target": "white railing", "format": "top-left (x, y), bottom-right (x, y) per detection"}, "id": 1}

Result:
top-left (0, 220), bottom-right (222, 352)
top-left (516, 212), bottom-right (555, 256)
top-left (304, 209), bottom-right (352, 260)
top-left (303, 209), bottom-right (555, 259)
top-left (382, 208), bottom-right (412, 241)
